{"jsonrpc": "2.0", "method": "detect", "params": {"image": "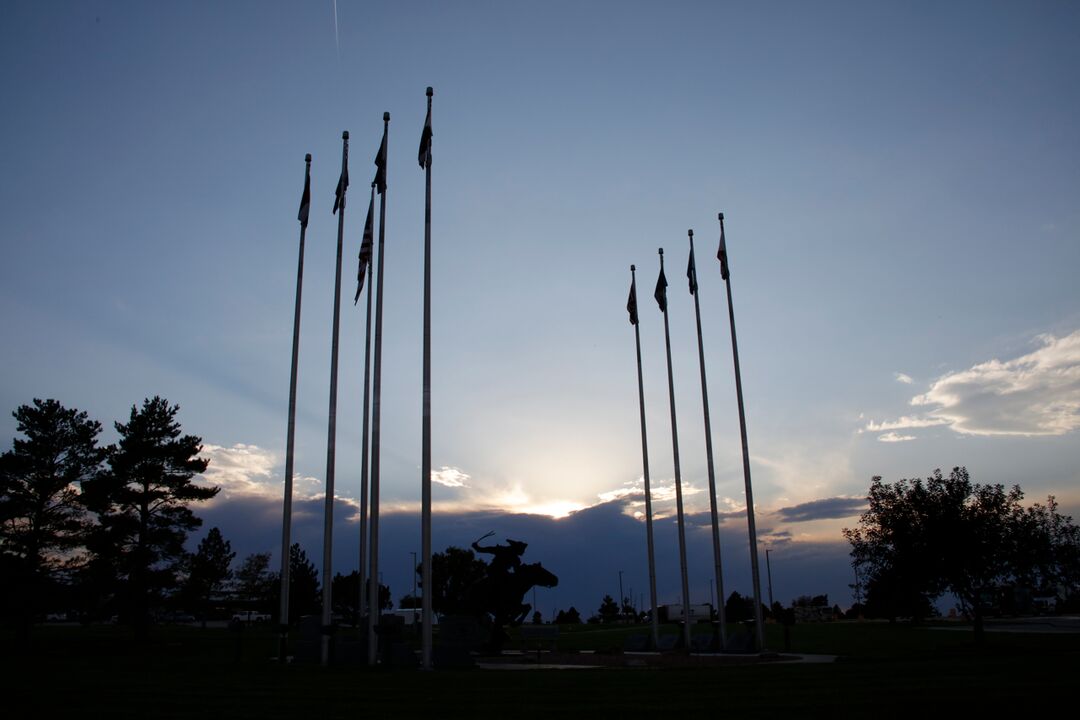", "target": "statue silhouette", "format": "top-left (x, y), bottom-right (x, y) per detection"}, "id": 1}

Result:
top-left (466, 534), bottom-right (557, 651)
top-left (471, 533), bottom-right (527, 576)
